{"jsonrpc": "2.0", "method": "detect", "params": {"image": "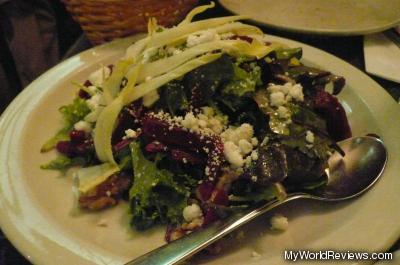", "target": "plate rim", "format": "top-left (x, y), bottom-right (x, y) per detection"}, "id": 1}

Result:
top-left (0, 34), bottom-right (399, 265)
